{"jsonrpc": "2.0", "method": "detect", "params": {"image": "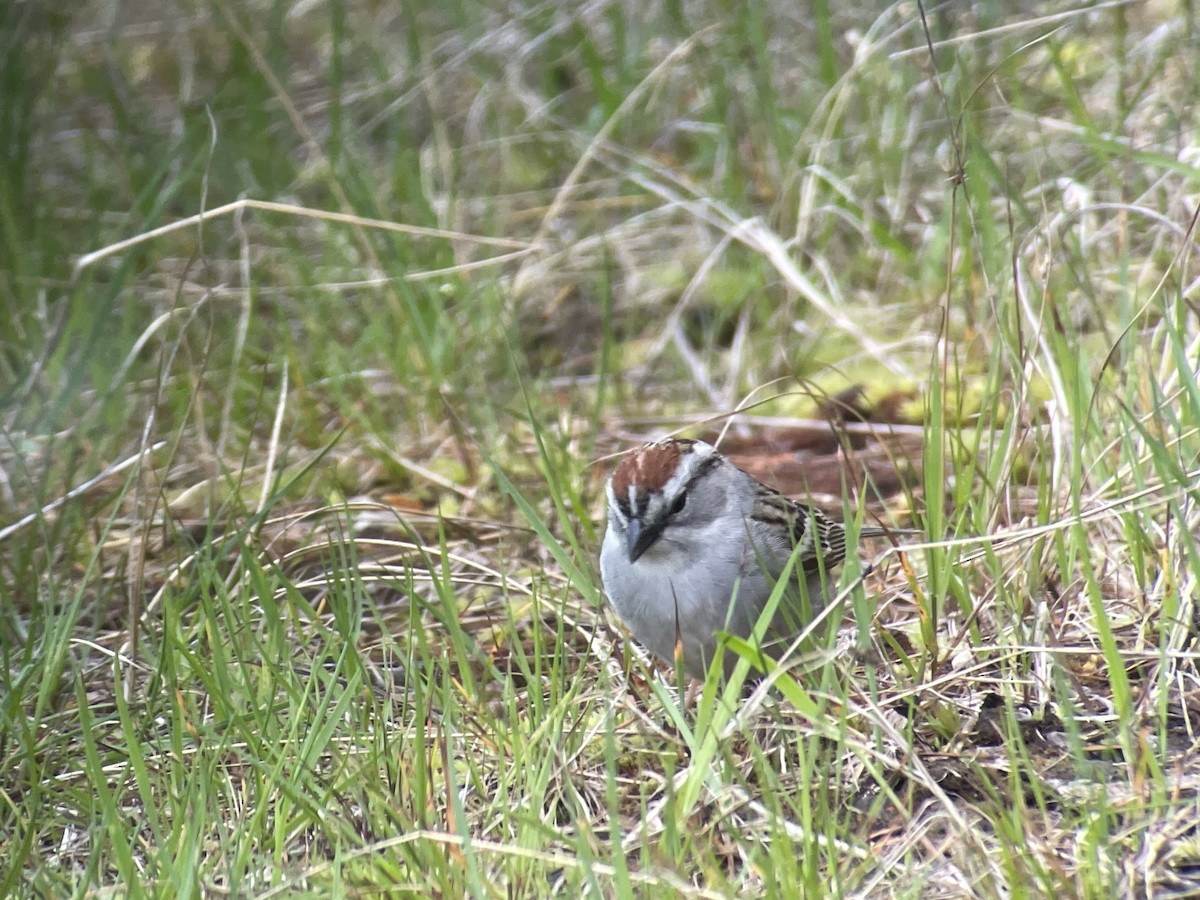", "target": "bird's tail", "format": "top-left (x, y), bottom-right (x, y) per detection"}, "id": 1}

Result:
top-left (860, 526), bottom-right (922, 540)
